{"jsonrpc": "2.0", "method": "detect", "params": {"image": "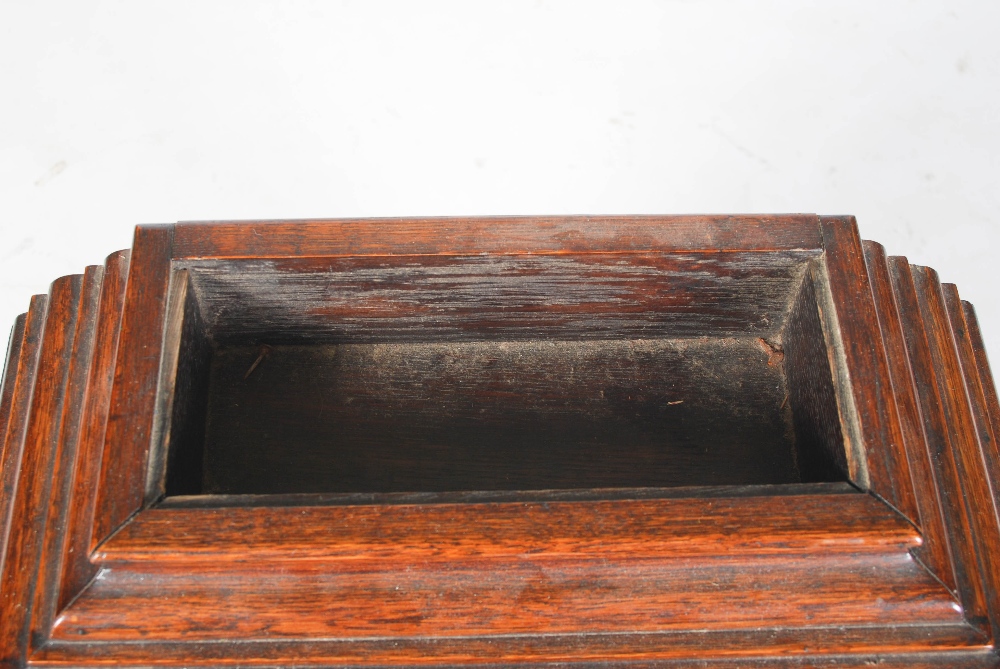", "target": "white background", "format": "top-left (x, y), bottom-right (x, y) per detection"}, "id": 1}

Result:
top-left (1, 1), bottom-right (998, 373)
